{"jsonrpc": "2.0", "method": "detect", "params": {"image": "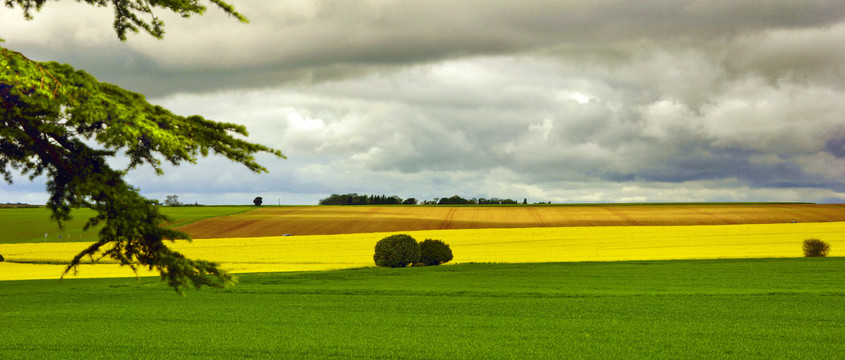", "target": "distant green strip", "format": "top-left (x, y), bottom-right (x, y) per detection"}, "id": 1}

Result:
top-left (0, 206), bottom-right (257, 244)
